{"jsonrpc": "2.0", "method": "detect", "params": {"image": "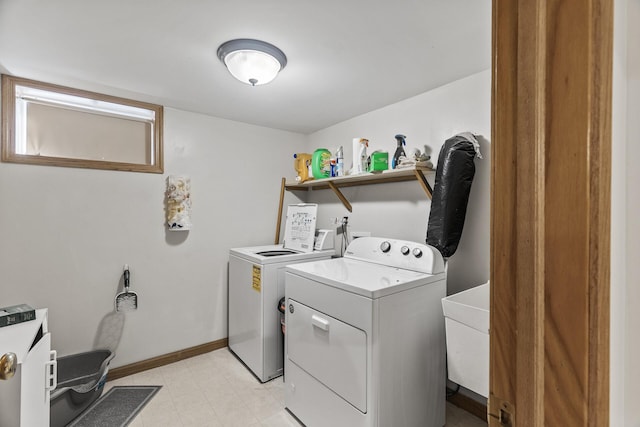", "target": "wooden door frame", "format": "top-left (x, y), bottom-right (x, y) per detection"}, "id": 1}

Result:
top-left (490, 1), bottom-right (612, 426)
